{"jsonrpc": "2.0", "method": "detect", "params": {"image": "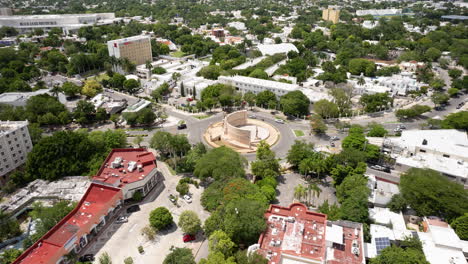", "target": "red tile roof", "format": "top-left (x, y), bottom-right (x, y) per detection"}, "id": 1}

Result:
top-left (13, 183), bottom-right (123, 264)
top-left (257, 203), bottom-right (328, 263)
top-left (92, 148), bottom-right (157, 187)
top-left (256, 203), bottom-right (365, 264)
